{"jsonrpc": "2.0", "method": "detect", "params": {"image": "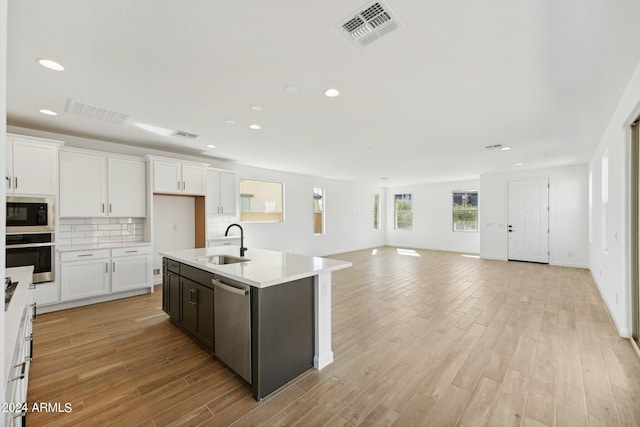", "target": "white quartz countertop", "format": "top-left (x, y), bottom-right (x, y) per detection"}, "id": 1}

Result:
top-left (159, 246), bottom-right (352, 288)
top-left (57, 241), bottom-right (151, 252)
top-left (5, 266), bottom-right (34, 380)
top-left (207, 236), bottom-right (241, 242)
